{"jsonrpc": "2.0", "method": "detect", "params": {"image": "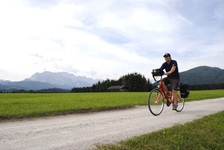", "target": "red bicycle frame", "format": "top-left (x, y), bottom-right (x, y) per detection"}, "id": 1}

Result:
top-left (158, 79), bottom-right (173, 104)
